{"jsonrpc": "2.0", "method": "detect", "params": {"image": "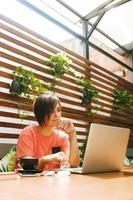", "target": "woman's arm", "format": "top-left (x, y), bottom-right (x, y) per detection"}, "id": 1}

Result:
top-left (57, 119), bottom-right (80, 167)
top-left (37, 152), bottom-right (68, 169)
top-left (68, 130), bottom-right (80, 167)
